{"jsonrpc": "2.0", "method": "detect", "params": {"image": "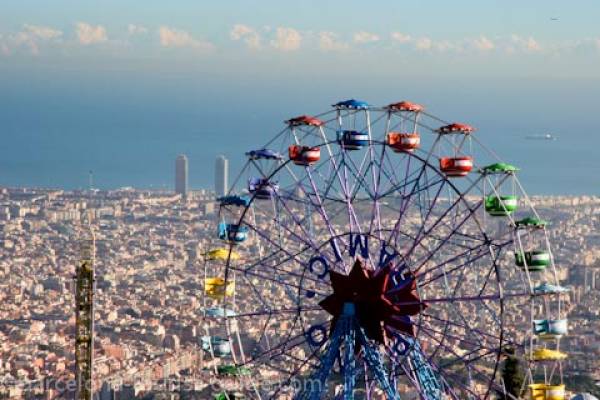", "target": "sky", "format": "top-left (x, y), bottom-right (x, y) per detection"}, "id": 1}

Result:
top-left (1, 1), bottom-right (600, 193)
